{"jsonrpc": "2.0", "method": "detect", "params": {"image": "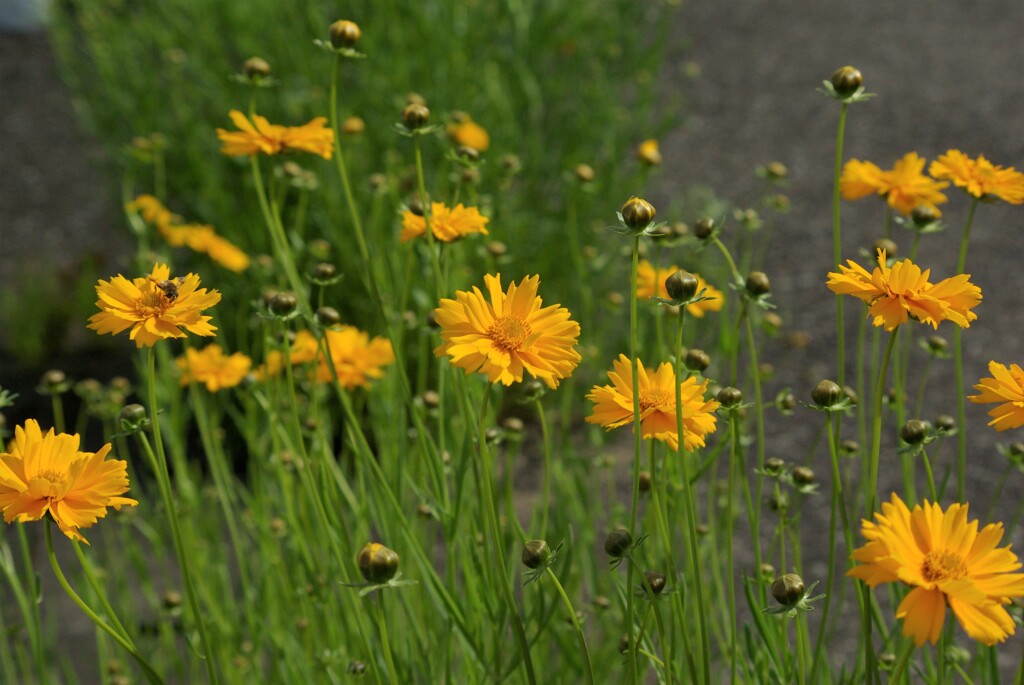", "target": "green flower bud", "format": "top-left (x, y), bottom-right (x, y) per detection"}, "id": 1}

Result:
top-left (685, 348), bottom-right (711, 372)
top-left (316, 306), bottom-right (341, 328)
top-left (900, 419), bottom-right (930, 445)
top-left (912, 205), bottom-right (940, 227)
top-left (313, 262), bottom-right (336, 280)
top-left (642, 571), bottom-right (667, 595)
top-left (792, 466), bottom-right (815, 487)
top-left (268, 292), bottom-right (298, 316)
top-left (521, 539), bottom-right (551, 569)
top-left (745, 271), bottom-right (771, 297)
top-left (812, 380), bottom-right (843, 408)
top-left (638, 470), bottom-right (652, 493)
top-left (765, 161), bottom-right (788, 180)
top-left (694, 217), bottom-right (715, 240)
top-left (574, 163), bottom-right (595, 183)
top-left (329, 20), bottom-right (362, 48)
top-left (620, 196), bottom-right (656, 229)
top-left (830, 66), bottom-right (862, 96)
top-left (39, 369), bottom-right (69, 394)
top-left (717, 386), bottom-right (743, 408)
top-left (455, 145), bottom-right (480, 162)
top-left (873, 238), bottom-right (897, 259)
top-left (935, 415), bottom-right (956, 432)
top-left (119, 404), bottom-right (148, 429)
top-left (665, 270), bottom-right (698, 301)
top-left (604, 528), bottom-right (633, 558)
top-left (770, 573), bottom-right (805, 607)
top-left (927, 335), bottom-right (947, 354)
top-left (402, 103), bottom-right (430, 130)
top-left (357, 542), bottom-right (400, 583)
top-left (243, 57), bottom-right (271, 78)
top-left (764, 457), bottom-right (785, 476)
